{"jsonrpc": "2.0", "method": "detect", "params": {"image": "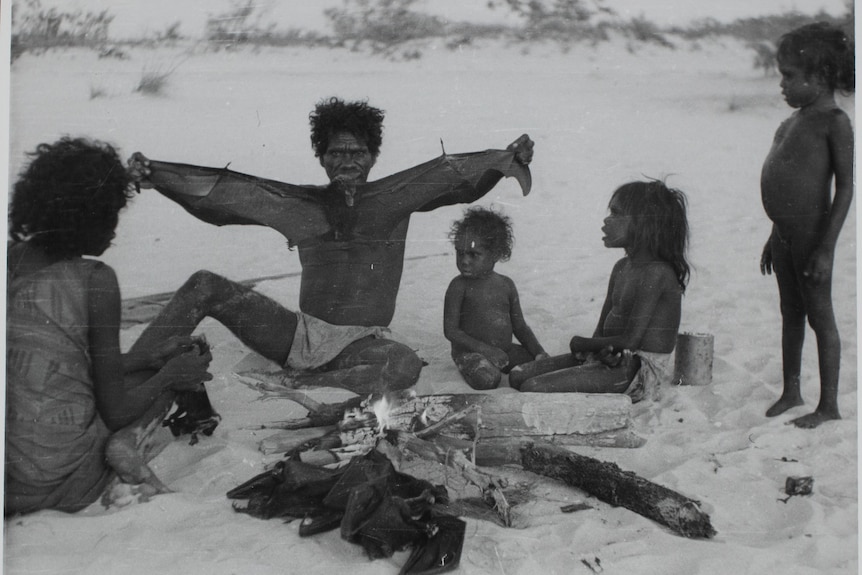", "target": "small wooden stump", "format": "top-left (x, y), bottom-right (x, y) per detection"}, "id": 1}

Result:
top-left (674, 332), bottom-right (714, 386)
